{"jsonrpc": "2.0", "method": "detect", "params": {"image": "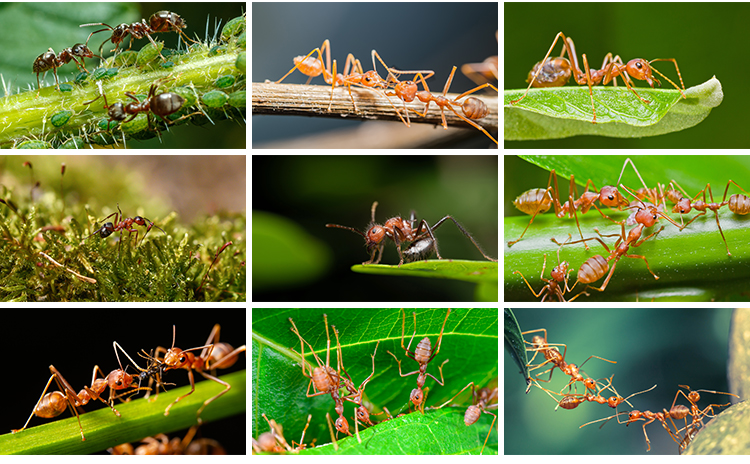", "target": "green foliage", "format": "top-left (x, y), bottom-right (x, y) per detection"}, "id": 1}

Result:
top-left (503, 309), bottom-right (529, 388)
top-left (252, 308), bottom-right (498, 454)
top-left (0, 370), bottom-right (245, 455)
top-left (0, 9), bottom-right (246, 149)
top-left (0, 166), bottom-right (245, 302)
top-left (504, 77), bottom-right (722, 140)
